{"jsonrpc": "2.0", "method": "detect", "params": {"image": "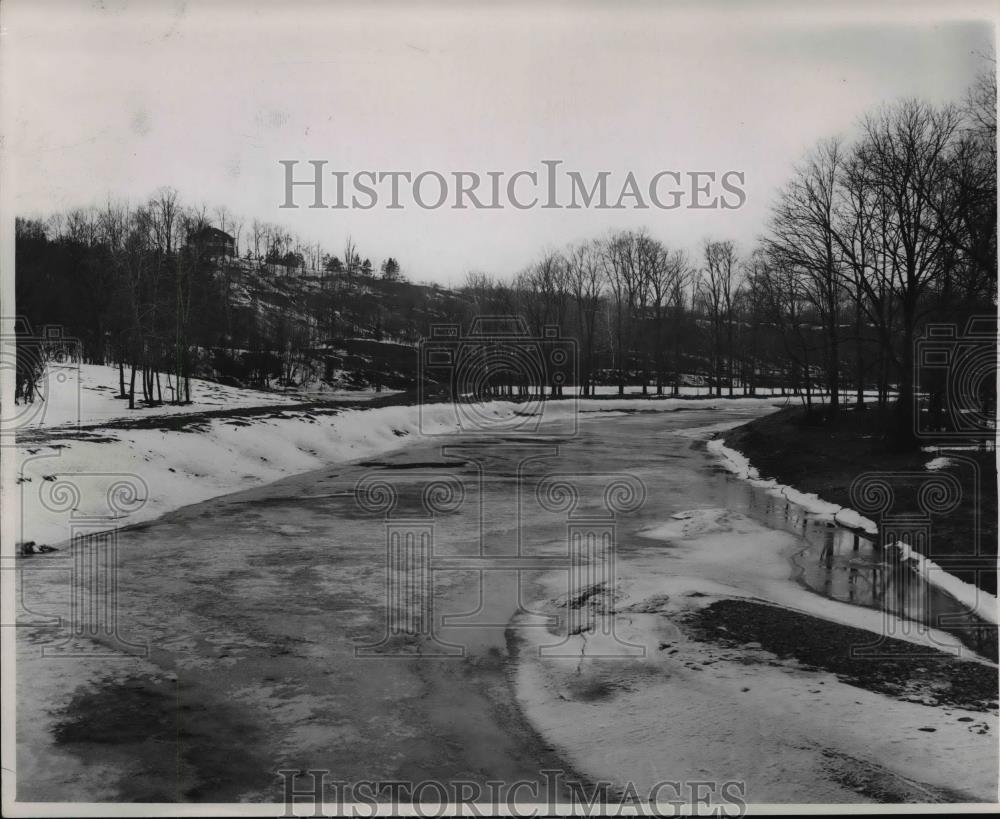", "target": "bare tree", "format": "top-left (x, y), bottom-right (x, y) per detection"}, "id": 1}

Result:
top-left (645, 242), bottom-right (687, 396)
top-left (565, 240), bottom-right (604, 396)
top-left (150, 188), bottom-right (179, 255)
top-left (843, 100), bottom-right (963, 443)
top-left (757, 251), bottom-right (818, 409)
top-left (250, 219), bottom-right (265, 262)
top-left (765, 139), bottom-right (846, 417)
top-left (698, 239), bottom-right (740, 396)
top-left (518, 251), bottom-right (571, 396)
top-left (602, 230), bottom-right (644, 395)
top-left (668, 258), bottom-right (693, 396)
top-left (343, 235), bottom-right (358, 276)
